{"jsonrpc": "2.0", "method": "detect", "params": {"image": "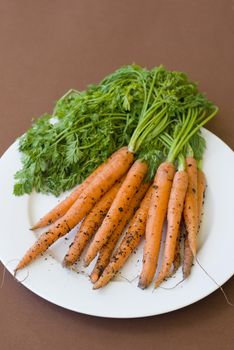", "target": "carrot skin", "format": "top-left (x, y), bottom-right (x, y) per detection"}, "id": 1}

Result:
top-left (197, 169), bottom-right (206, 225)
top-left (31, 162), bottom-right (105, 230)
top-left (90, 182), bottom-right (150, 283)
top-left (84, 160), bottom-right (148, 267)
top-left (183, 237), bottom-right (193, 279)
top-left (183, 157), bottom-right (198, 257)
top-left (15, 147), bottom-right (134, 271)
top-left (93, 186), bottom-right (154, 289)
top-left (172, 229), bottom-right (182, 274)
top-left (154, 170), bottom-right (188, 288)
top-left (138, 162), bottom-right (176, 289)
top-left (31, 147), bottom-right (131, 229)
top-left (183, 169), bottom-right (206, 278)
top-left (63, 179), bottom-right (123, 267)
